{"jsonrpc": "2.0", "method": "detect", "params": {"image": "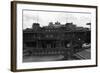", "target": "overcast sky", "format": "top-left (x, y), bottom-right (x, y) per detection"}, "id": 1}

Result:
top-left (23, 10), bottom-right (91, 29)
